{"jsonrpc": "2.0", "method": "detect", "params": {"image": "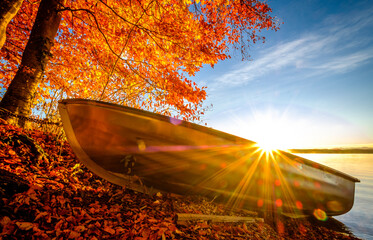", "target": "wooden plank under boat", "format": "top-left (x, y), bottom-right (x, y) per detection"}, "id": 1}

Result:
top-left (58, 99), bottom-right (360, 217)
